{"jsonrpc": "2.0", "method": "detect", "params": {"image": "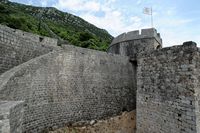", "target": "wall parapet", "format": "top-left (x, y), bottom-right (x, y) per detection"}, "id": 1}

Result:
top-left (137, 41), bottom-right (198, 58)
top-left (0, 24), bottom-right (60, 74)
top-left (110, 28), bottom-right (162, 47)
top-left (107, 28), bottom-right (162, 57)
top-left (0, 25), bottom-right (58, 47)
